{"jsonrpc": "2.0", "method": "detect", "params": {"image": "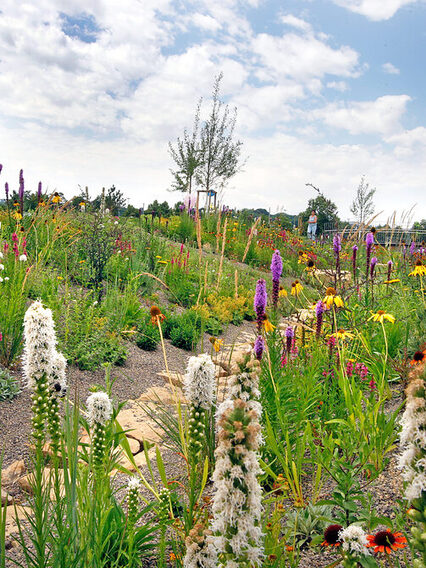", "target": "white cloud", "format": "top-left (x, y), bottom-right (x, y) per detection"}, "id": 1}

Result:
top-left (333, 0), bottom-right (421, 21)
top-left (252, 32), bottom-right (361, 86)
top-left (312, 95), bottom-right (411, 135)
top-left (280, 14), bottom-right (312, 32)
top-left (326, 80), bottom-right (348, 91)
top-left (382, 62), bottom-right (400, 74)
